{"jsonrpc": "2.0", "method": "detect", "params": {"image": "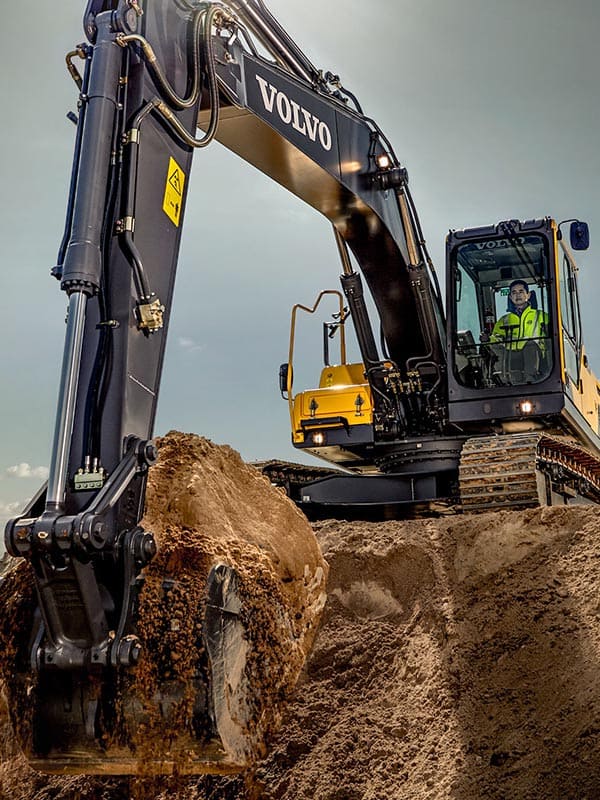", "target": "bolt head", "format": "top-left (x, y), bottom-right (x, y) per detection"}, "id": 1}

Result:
top-left (117, 636), bottom-right (142, 666)
top-left (92, 522), bottom-right (105, 542)
top-left (134, 531), bottom-right (157, 564)
top-left (131, 642), bottom-right (142, 664)
top-left (144, 442), bottom-right (159, 464)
